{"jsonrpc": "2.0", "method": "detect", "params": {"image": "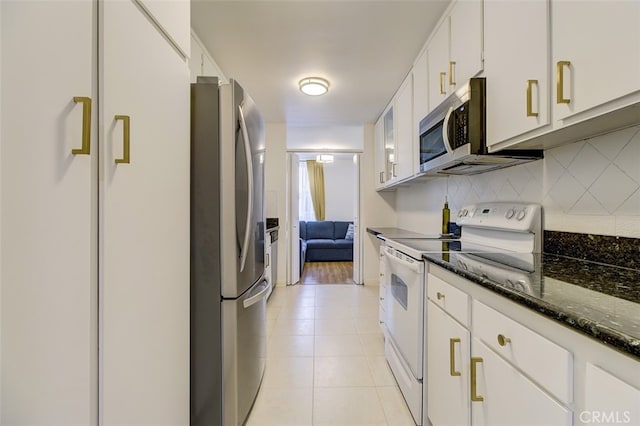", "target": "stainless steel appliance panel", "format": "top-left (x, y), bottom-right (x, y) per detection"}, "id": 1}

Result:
top-left (222, 278), bottom-right (269, 425)
top-left (220, 81), bottom-right (265, 298)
